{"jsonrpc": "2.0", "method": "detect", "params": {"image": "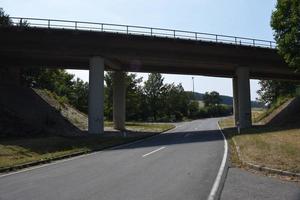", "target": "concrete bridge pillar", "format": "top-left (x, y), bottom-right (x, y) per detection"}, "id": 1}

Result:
top-left (232, 77), bottom-right (239, 126)
top-left (88, 57), bottom-right (104, 134)
top-left (113, 71), bottom-right (126, 130)
top-left (236, 67), bottom-right (252, 128)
